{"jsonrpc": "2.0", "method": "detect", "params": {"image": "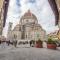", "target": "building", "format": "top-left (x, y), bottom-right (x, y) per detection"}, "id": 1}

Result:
top-left (48, 0), bottom-right (59, 25)
top-left (47, 0), bottom-right (60, 40)
top-left (55, 0), bottom-right (60, 39)
top-left (0, 0), bottom-right (4, 35)
top-left (0, 0), bottom-right (9, 35)
top-left (7, 10), bottom-right (46, 41)
top-left (3, 0), bottom-right (9, 27)
top-left (48, 30), bottom-right (58, 39)
top-left (47, 29), bottom-right (60, 40)
top-left (55, 0), bottom-right (60, 27)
